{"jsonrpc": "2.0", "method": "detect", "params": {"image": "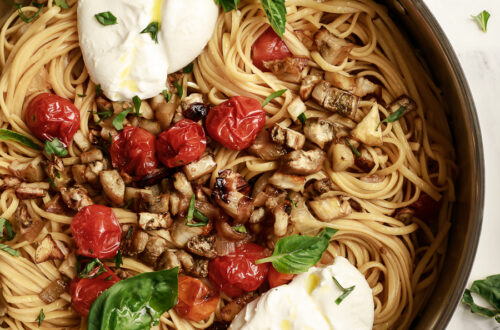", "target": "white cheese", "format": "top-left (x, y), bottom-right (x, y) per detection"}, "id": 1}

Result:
top-left (77, 0), bottom-right (218, 101)
top-left (230, 257), bottom-right (374, 330)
